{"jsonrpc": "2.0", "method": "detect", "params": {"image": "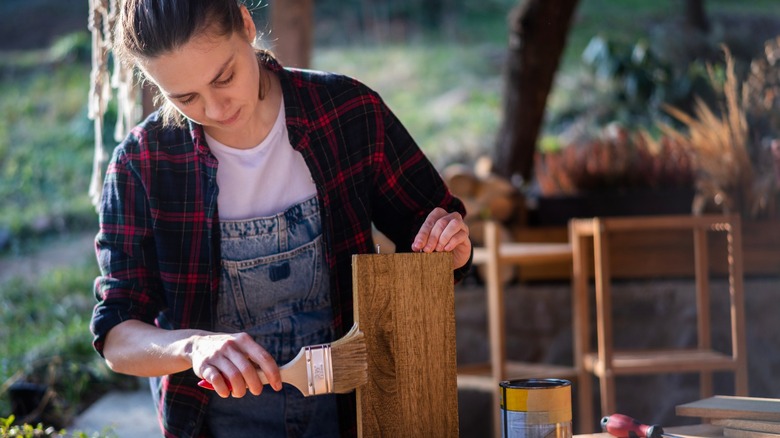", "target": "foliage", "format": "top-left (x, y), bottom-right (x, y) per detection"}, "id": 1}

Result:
top-left (48, 32), bottom-right (91, 65)
top-left (1, 415), bottom-right (64, 438)
top-left (547, 34), bottom-right (715, 134)
top-left (0, 415), bottom-right (116, 437)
